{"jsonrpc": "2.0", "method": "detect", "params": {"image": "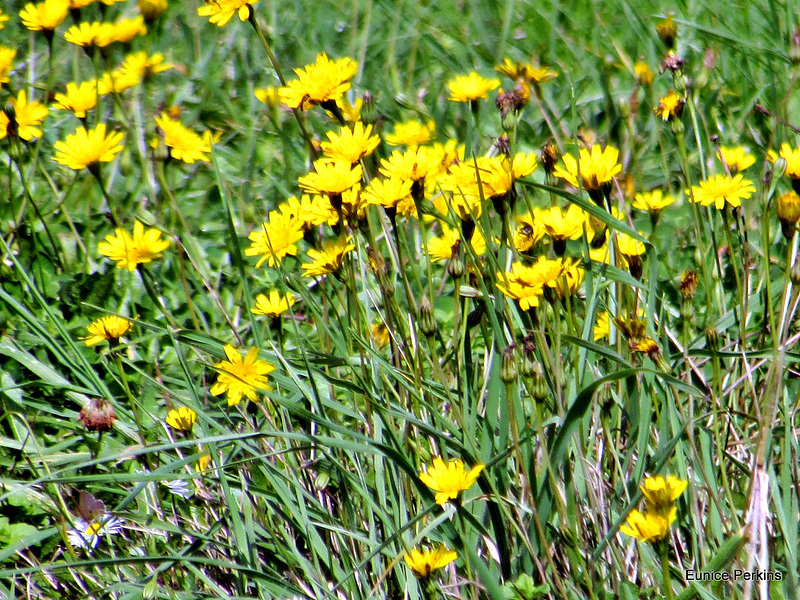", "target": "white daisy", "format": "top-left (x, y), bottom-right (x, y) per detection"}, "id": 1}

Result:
top-left (66, 516), bottom-right (124, 549)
